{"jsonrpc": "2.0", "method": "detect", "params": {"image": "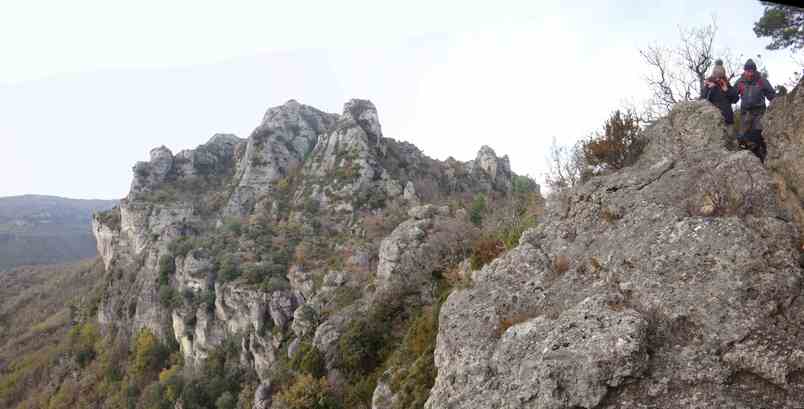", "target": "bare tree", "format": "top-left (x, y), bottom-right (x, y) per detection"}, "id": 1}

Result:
top-left (639, 17), bottom-right (741, 116)
top-left (544, 137), bottom-right (586, 193)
